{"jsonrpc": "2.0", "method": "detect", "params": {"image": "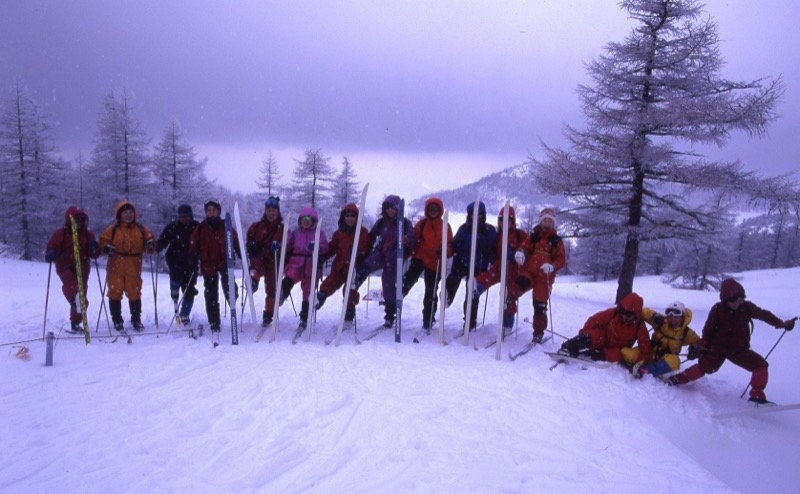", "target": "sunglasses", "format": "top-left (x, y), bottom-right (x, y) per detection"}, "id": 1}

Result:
top-left (665, 308), bottom-right (683, 316)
